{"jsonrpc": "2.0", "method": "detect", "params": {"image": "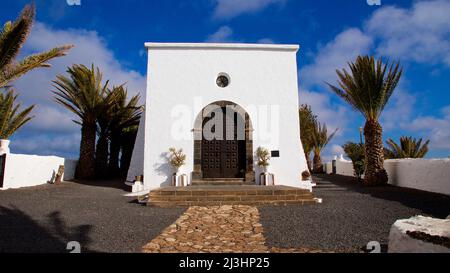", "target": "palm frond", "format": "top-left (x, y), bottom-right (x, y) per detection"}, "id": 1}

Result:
top-left (385, 136), bottom-right (430, 159)
top-left (1, 45), bottom-right (73, 88)
top-left (108, 85), bottom-right (143, 138)
top-left (0, 4), bottom-right (73, 88)
top-left (0, 88), bottom-right (34, 139)
top-left (0, 3), bottom-right (35, 69)
top-left (52, 64), bottom-right (109, 126)
top-left (310, 121), bottom-right (338, 154)
top-left (327, 55), bottom-right (403, 121)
